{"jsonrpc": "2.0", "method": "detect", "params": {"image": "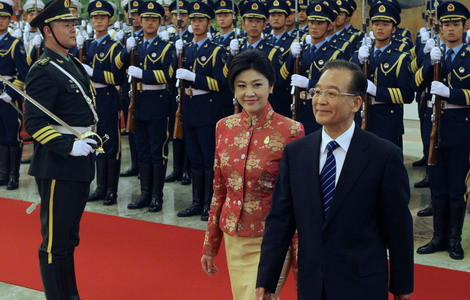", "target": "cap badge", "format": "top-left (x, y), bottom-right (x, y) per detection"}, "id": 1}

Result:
top-left (133, 1), bottom-right (139, 7)
top-left (336, 0), bottom-right (342, 5)
top-left (0, 3), bottom-right (4, 9)
top-left (315, 4), bottom-right (322, 12)
top-left (221, 1), bottom-right (226, 6)
top-left (274, 0), bottom-right (279, 6)
top-left (96, 1), bottom-right (102, 8)
top-left (447, 3), bottom-right (455, 12)
top-left (194, 3), bottom-right (200, 9)
top-left (178, 1), bottom-right (183, 6)
top-left (148, 2), bottom-right (154, 9)
top-left (252, 3), bottom-right (258, 9)
top-left (379, 5), bottom-right (386, 13)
